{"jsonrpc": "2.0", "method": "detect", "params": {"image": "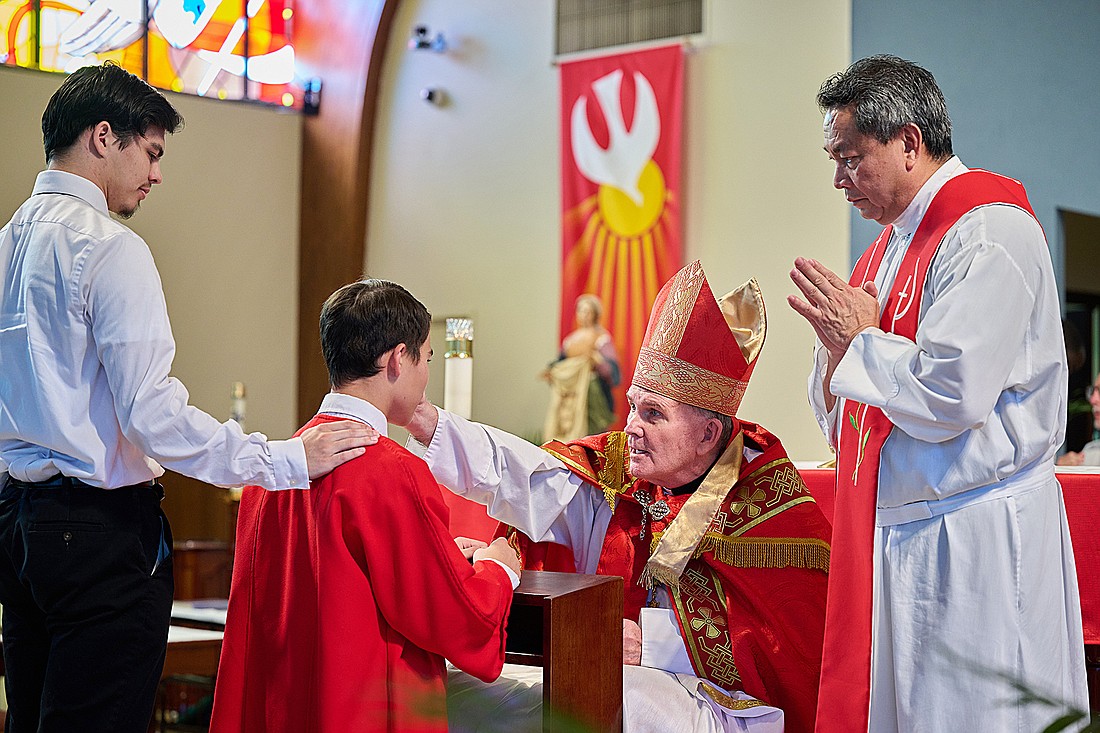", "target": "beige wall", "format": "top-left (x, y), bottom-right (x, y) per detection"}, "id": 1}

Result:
top-left (368, 1), bottom-right (851, 459)
top-left (1, 1), bottom-right (853, 459)
top-left (0, 66), bottom-right (302, 441)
